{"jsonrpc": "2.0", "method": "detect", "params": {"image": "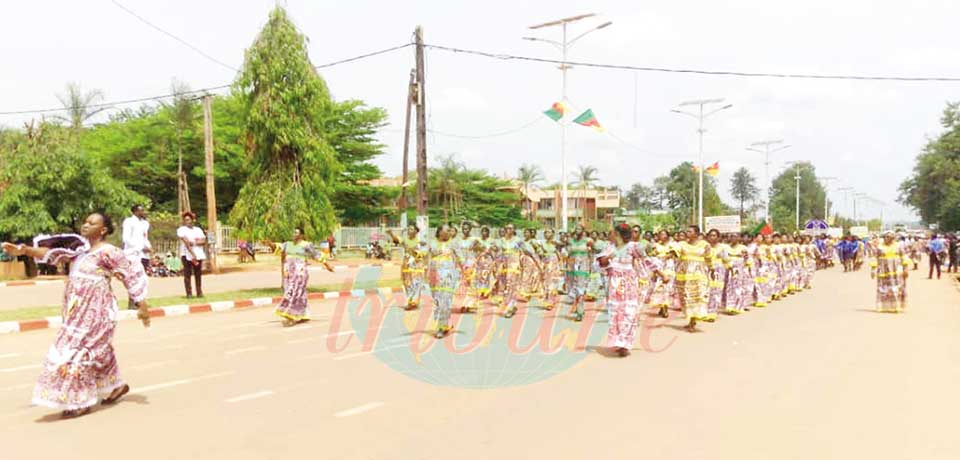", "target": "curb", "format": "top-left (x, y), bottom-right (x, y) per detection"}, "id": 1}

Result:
top-left (0, 262), bottom-right (397, 289)
top-left (0, 287), bottom-right (404, 335)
